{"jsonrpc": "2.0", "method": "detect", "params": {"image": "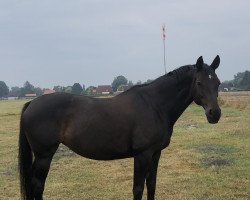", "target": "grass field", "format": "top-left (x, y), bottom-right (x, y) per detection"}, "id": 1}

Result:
top-left (0, 92), bottom-right (249, 199)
